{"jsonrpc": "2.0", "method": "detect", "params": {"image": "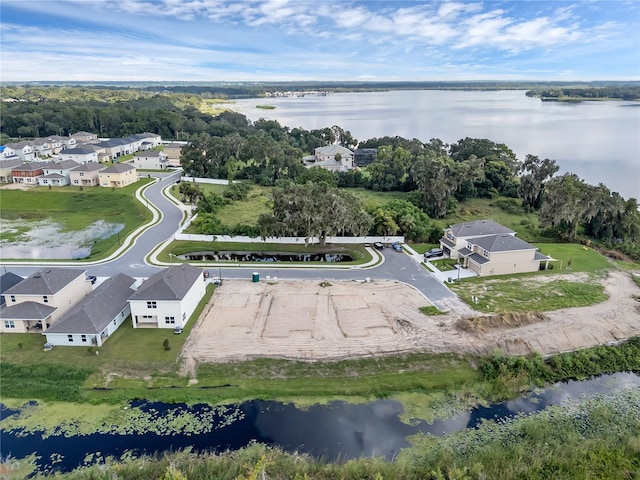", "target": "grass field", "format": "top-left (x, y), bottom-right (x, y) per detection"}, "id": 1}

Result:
top-left (0, 180), bottom-right (152, 260)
